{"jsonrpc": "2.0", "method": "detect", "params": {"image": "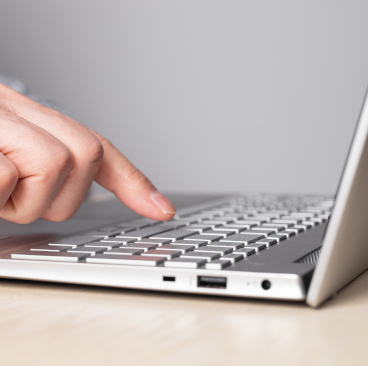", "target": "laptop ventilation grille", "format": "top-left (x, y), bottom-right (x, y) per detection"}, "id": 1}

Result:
top-left (296, 248), bottom-right (321, 265)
